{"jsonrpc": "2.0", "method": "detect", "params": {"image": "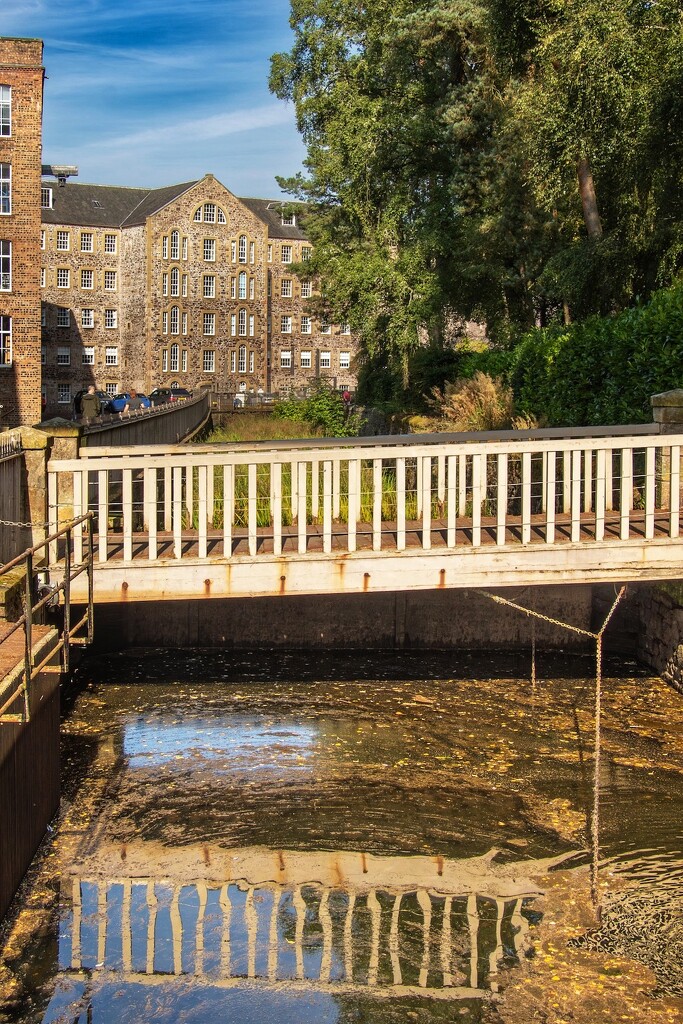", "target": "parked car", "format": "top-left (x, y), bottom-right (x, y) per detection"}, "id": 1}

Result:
top-left (73, 389), bottom-right (111, 417)
top-left (149, 387), bottom-right (193, 406)
top-left (107, 392), bottom-right (151, 413)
